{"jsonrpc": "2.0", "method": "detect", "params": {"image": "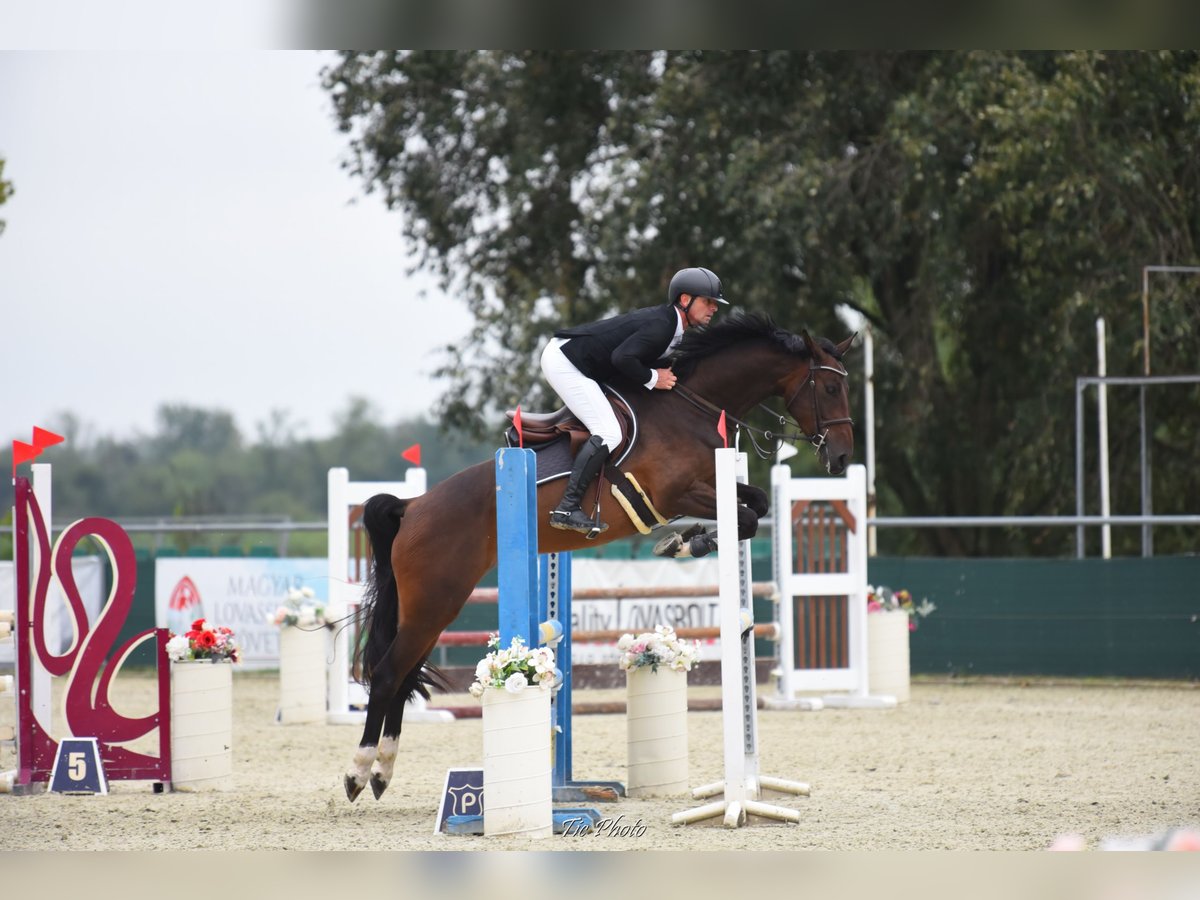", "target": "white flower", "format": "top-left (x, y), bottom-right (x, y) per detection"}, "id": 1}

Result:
top-left (301, 586), bottom-right (315, 599)
top-left (468, 682), bottom-right (484, 698)
top-left (475, 658), bottom-right (493, 681)
top-left (166, 634), bottom-right (191, 662)
top-left (617, 625), bottom-right (699, 672)
top-left (503, 672), bottom-right (527, 694)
